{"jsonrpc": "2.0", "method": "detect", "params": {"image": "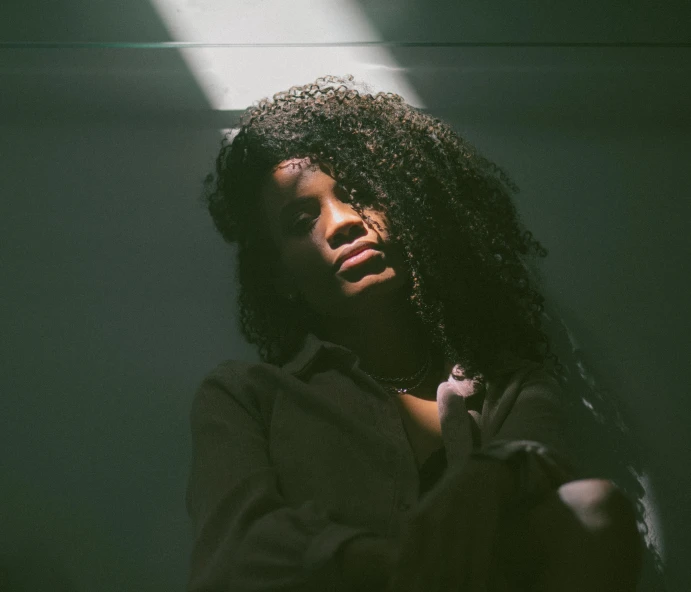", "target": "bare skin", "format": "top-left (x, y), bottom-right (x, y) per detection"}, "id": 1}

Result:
top-left (260, 157), bottom-right (643, 591)
top-left (259, 157), bottom-right (432, 379)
